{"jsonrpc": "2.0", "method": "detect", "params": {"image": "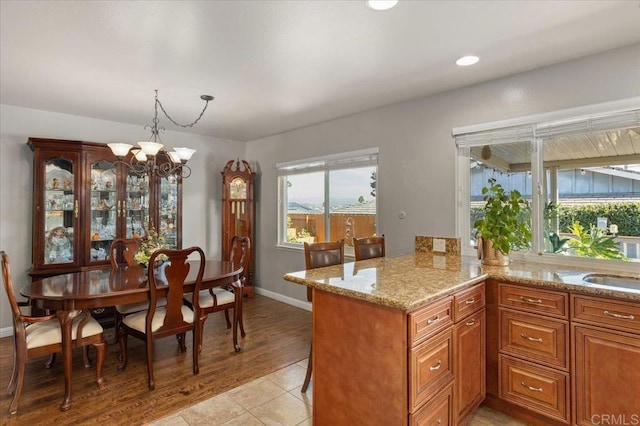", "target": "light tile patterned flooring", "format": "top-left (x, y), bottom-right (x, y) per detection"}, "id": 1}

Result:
top-left (147, 359), bottom-right (524, 426)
